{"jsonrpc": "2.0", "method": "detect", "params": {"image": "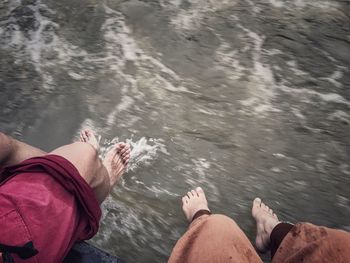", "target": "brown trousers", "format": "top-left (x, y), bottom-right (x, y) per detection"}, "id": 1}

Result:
top-left (168, 214), bottom-right (350, 263)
